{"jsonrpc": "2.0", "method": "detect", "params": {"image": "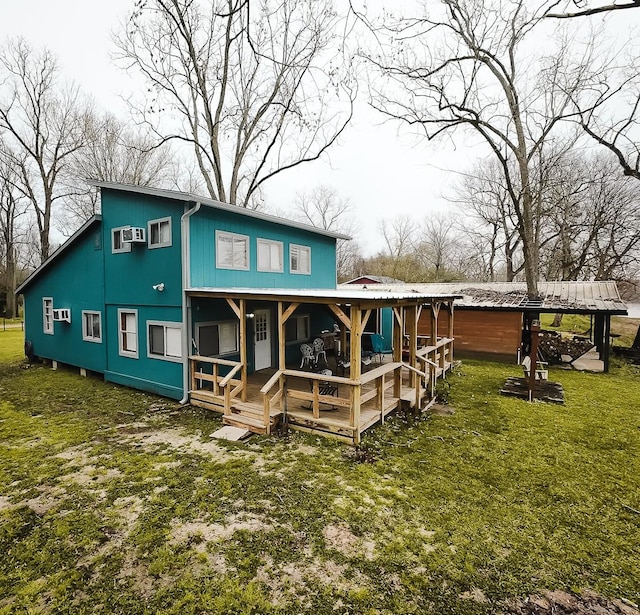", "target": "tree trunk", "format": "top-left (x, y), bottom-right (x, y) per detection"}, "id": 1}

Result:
top-left (3, 245), bottom-right (16, 318)
top-left (551, 313), bottom-right (563, 327)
